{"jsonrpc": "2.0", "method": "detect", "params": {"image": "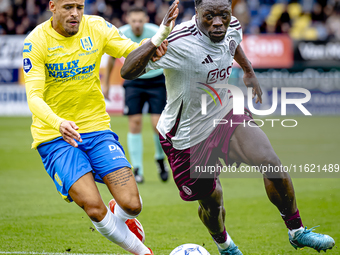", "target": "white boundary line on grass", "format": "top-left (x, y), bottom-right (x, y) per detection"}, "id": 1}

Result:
top-left (0, 252), bottom-right (129, 255)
